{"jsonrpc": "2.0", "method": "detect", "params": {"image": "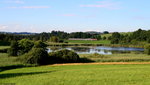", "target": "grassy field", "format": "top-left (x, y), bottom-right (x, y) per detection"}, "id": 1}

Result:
top-left (66, 40), bottom-right (110, 44)
top-left (0, 53), bottom-right (21, 67)
top-left (1, 64), bottom-right (150, 85)
top-left (80, 53), bottom-right (150, 62)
